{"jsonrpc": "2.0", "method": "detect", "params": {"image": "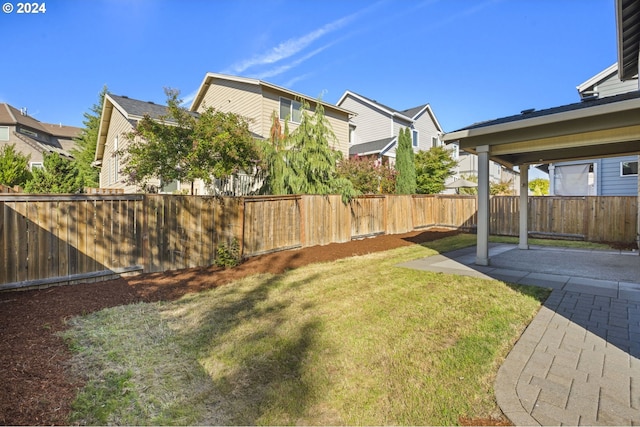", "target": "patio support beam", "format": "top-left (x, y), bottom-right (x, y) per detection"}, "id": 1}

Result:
top-left (519, 164), bottom-right (529, 250)
top-left (476, 145), bottom-right (490, 266)
top-left (637, 154), bottom-right (640, 254)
